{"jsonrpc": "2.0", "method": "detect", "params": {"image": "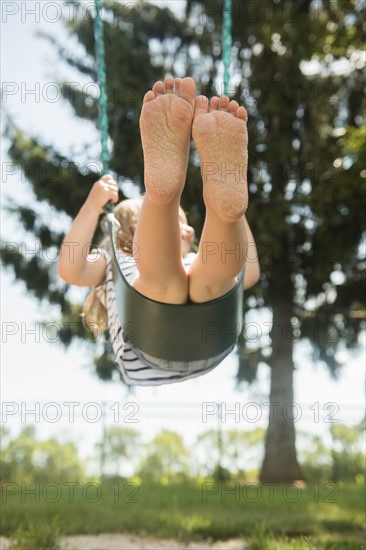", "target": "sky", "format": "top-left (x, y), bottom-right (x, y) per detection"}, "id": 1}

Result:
top-left (1, 1), bottom-right (365, 471)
